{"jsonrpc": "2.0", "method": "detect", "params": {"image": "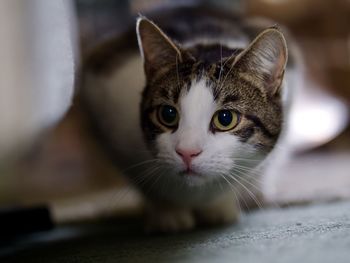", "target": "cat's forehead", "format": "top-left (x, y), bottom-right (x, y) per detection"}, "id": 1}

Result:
top-left (150, 60), bottom-right (253, 109)
top-left (180, 79), bottom-right (216, 112)
top-left (147, 43), bottom-right (274, 114)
